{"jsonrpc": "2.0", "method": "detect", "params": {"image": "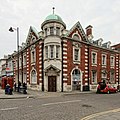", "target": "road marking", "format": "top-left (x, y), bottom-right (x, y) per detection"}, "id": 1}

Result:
top-left (81, 108), bottom-right (120, 120)
top-left (42, 100), bottom-right (81, 106)
top-left (0, 107), bottom-right (18, 111)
